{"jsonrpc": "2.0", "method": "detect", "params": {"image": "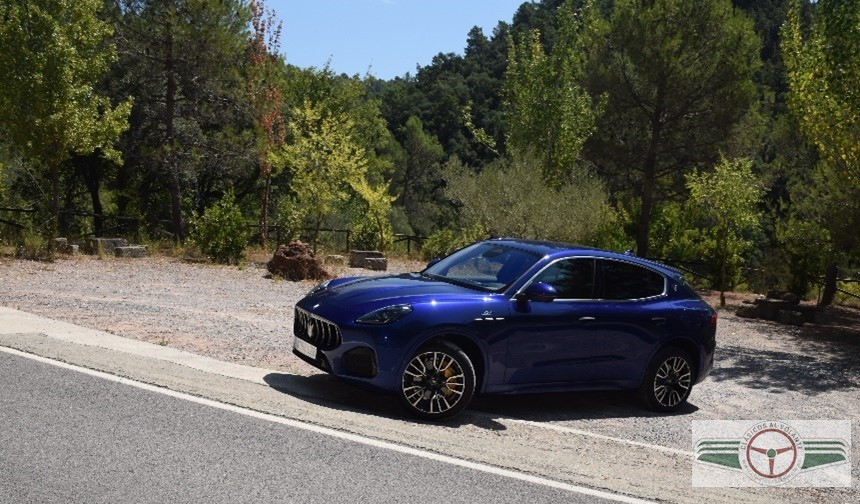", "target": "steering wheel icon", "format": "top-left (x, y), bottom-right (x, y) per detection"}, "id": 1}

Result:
top-left (745, 428), bottom-right (799, 478)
